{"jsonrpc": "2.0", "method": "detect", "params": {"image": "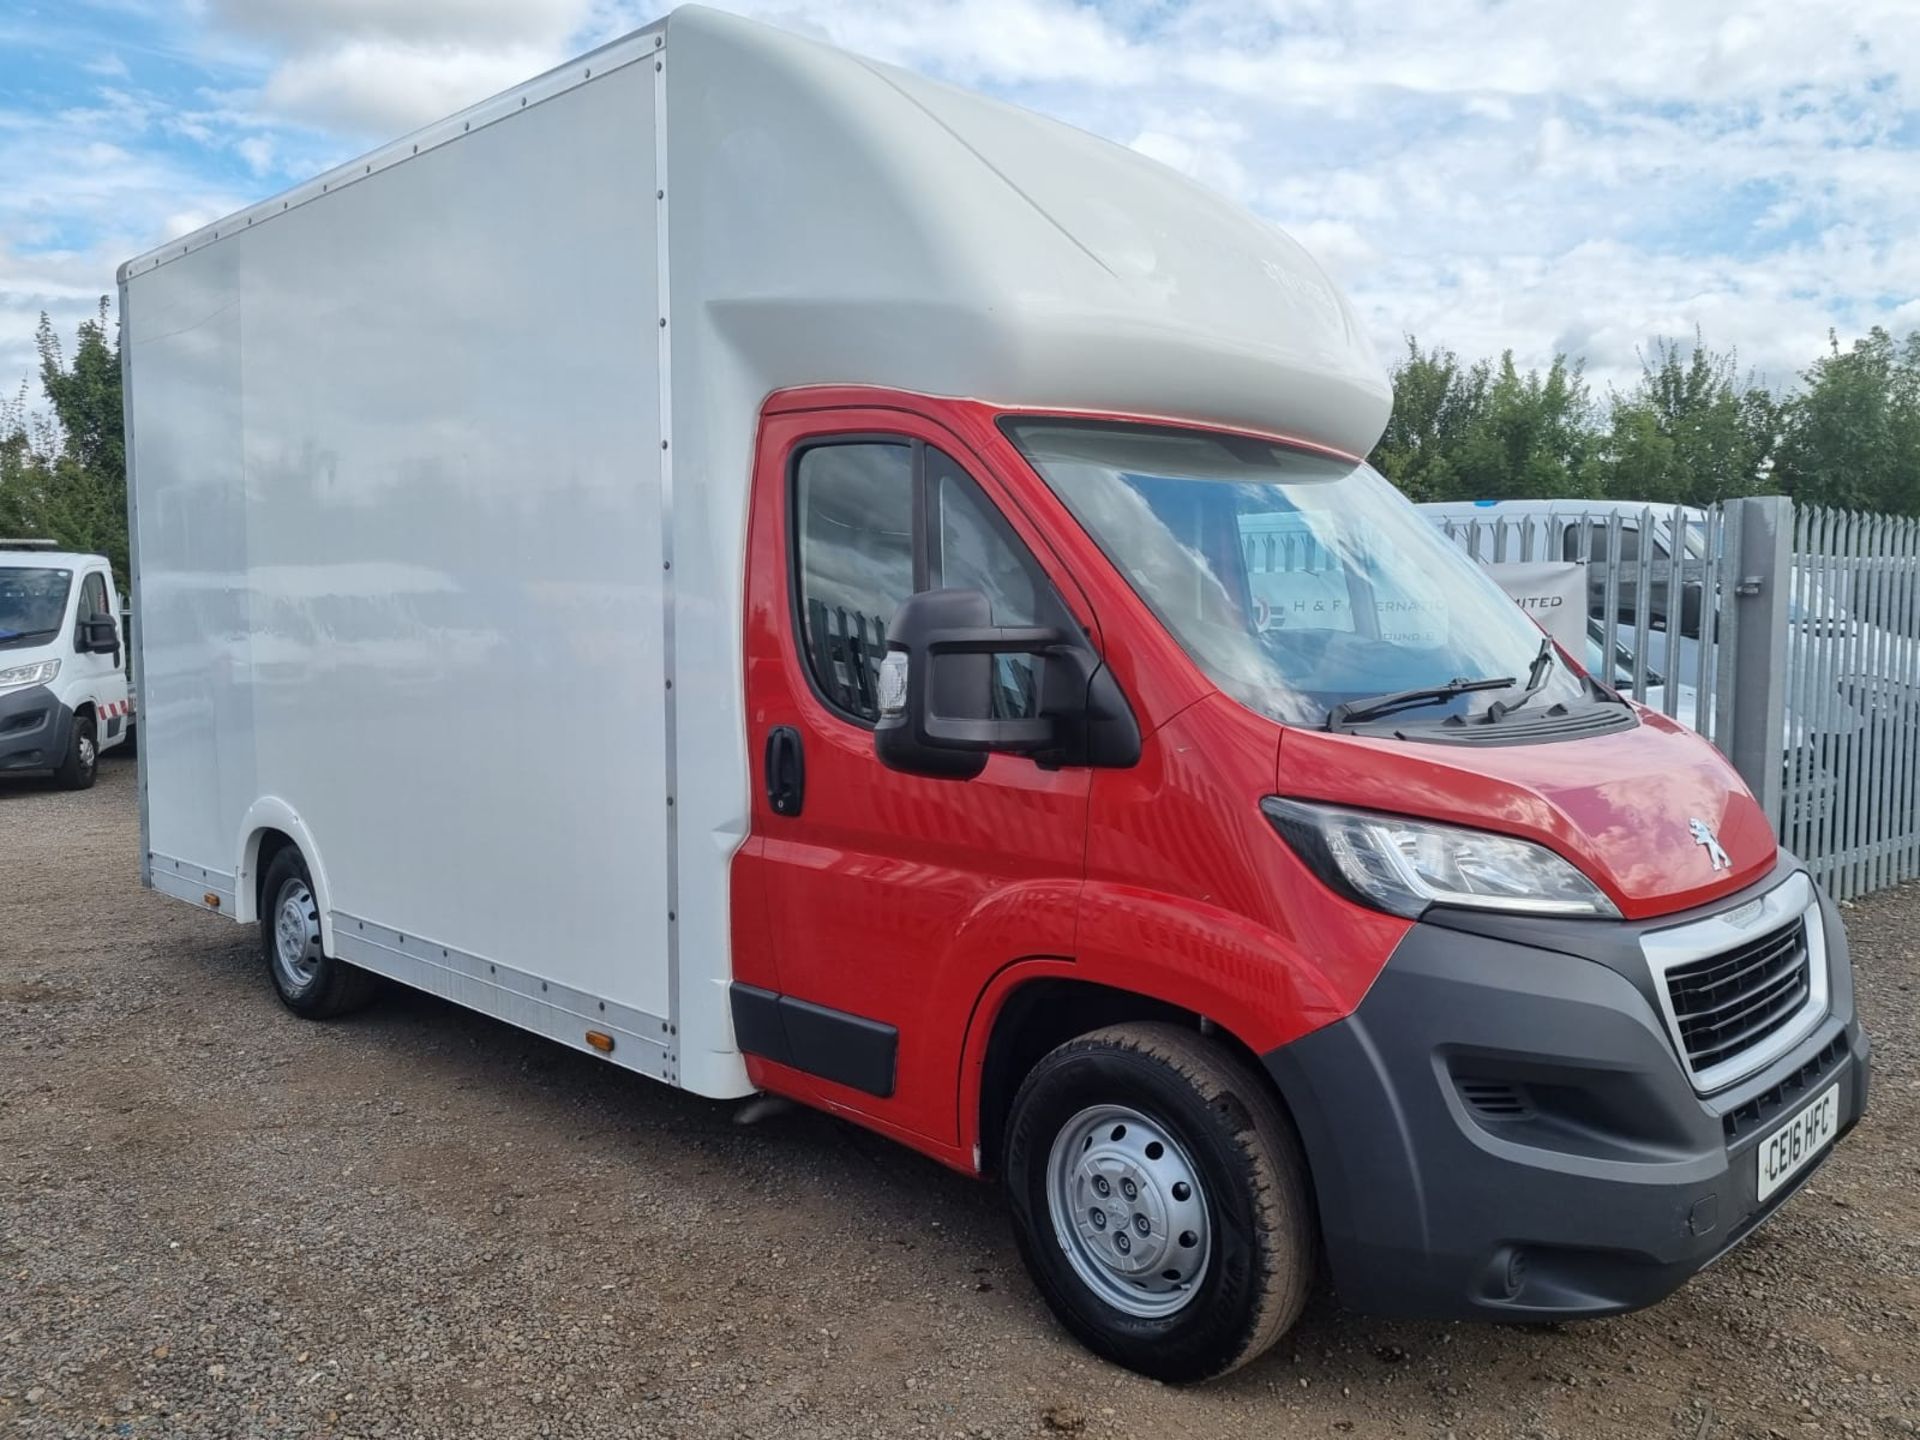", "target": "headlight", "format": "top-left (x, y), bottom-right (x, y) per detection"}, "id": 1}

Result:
top-left (0, 659), bottom-right (59, 692)
top-left (1262, 796), bottom-right (1620, 919)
